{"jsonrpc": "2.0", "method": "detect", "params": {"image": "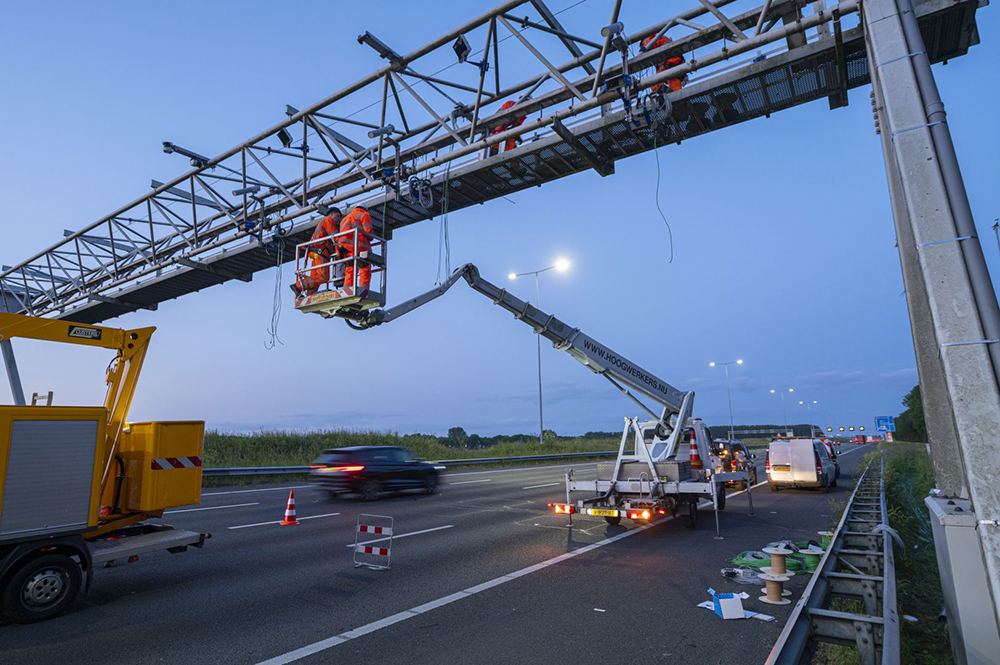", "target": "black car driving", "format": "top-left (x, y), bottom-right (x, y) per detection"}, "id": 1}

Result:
top-left (309, 445), bottom-right (440, 500)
